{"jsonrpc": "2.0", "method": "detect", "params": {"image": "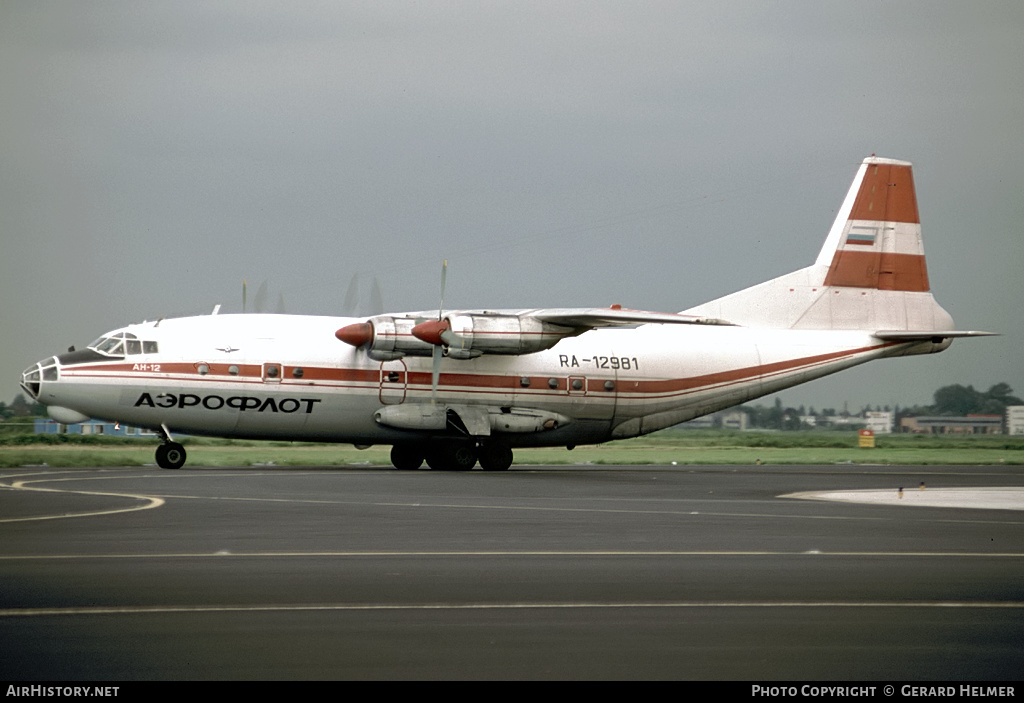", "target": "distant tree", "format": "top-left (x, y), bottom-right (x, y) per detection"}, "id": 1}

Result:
top-left (931, 383), bottom-right (1022, 415)
top-left (6, 393), bottom-right (44, 417)
top-left (9, 394), bottom-right (31, 417)
top-left (985, 383), bottom-right (1023, 409)
top-left (769, 398), bottom-right (784, 429)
